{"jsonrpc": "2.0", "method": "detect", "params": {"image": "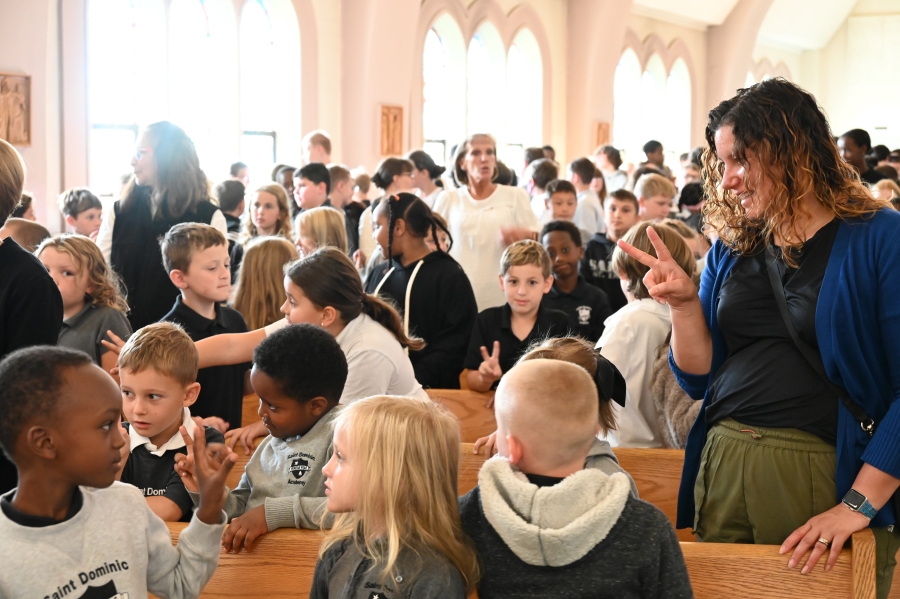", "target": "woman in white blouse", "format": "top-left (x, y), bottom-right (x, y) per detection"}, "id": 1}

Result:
top-left (432, 134), bottom-right (540, 310)
top-left (189, 247), bottom-right (427, 450)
